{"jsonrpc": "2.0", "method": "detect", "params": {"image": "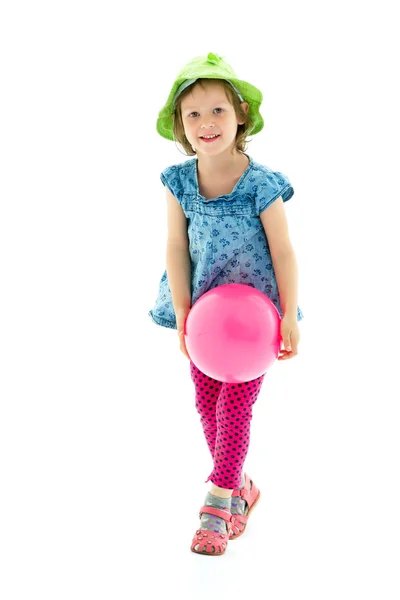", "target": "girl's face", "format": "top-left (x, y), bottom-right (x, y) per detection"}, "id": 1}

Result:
top-left (179, 80), bottom-right (248, 157)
